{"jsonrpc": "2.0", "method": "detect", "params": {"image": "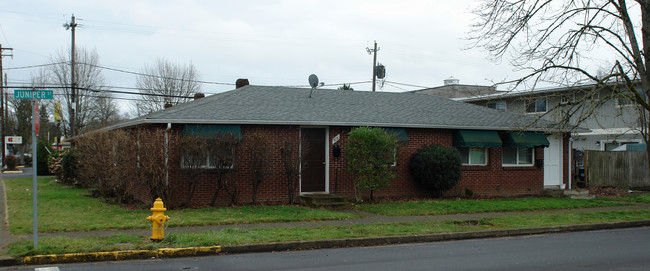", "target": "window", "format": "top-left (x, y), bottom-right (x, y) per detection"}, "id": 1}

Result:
top-left (502, 147), bottom-right (534, 166)
top-left (560, 96), bottom-right (569, 105)
top-left (459, 147), bottom-right (487, 165)
top-left (487, 101), bottom-right (506, 111)
top-left (616, 97), bottom-right (634, 107)
top-left (181, 148), bottom-right (235, 169)
top-left (526, 98), bottom-right (547, 113)
top-left (601, 140), bottom-right (642, 151)
top-left (591, 92), bottom-right (600, 101)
